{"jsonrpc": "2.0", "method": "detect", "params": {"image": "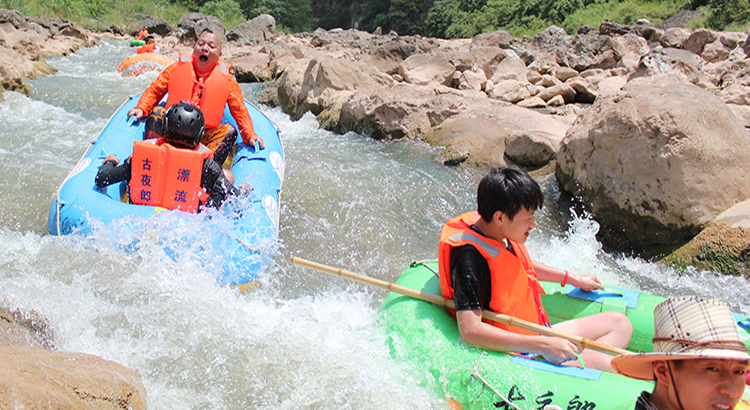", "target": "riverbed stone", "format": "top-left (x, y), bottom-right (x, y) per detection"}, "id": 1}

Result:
top-left (556, 75), bottom-right (750, 250)
top-left (0, 306), bottom-right (146, 410)
top-left (505, 130), bottom-right (559, 166)
top-left (0, 346), bottom-right (147, 410)
top-left (663, 199), bottom-right (750, 276)
top-left (227, 14), bottom-right (276, 46)
top-left (398, 53), bottom-right (455, 86)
